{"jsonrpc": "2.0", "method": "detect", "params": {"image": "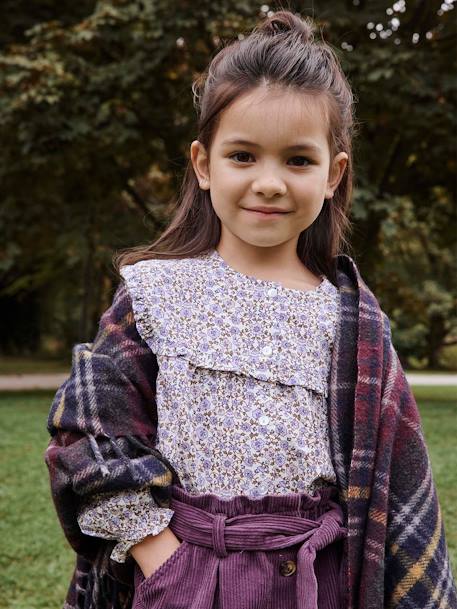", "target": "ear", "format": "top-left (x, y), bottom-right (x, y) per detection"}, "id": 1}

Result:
top-left (190, 140), bottom-right (211, 190)
top-left (325, 152), bottom-right (348, 199)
